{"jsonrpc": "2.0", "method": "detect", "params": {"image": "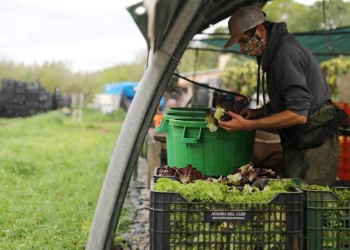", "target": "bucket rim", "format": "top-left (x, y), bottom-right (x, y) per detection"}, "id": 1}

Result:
top-left (163, 114), bottom-right (206, 121)
top-left (169, 118), bottom-right (207, 127)
top-left (167, 107), bottom-right (210, 112)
